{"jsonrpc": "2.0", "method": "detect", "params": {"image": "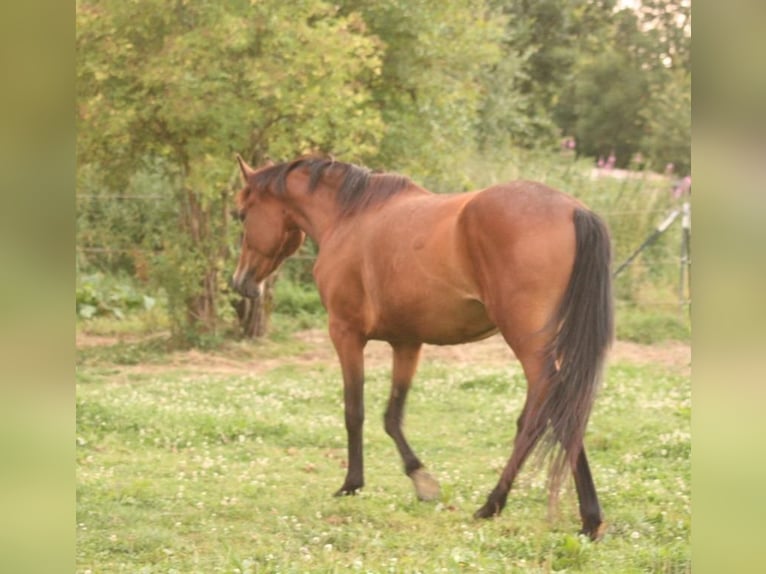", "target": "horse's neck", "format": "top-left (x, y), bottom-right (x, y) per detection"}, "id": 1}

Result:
top-left (283, 176), bottom-right (429, 245)
top-left (282, 184), bottom-right (340, 245)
